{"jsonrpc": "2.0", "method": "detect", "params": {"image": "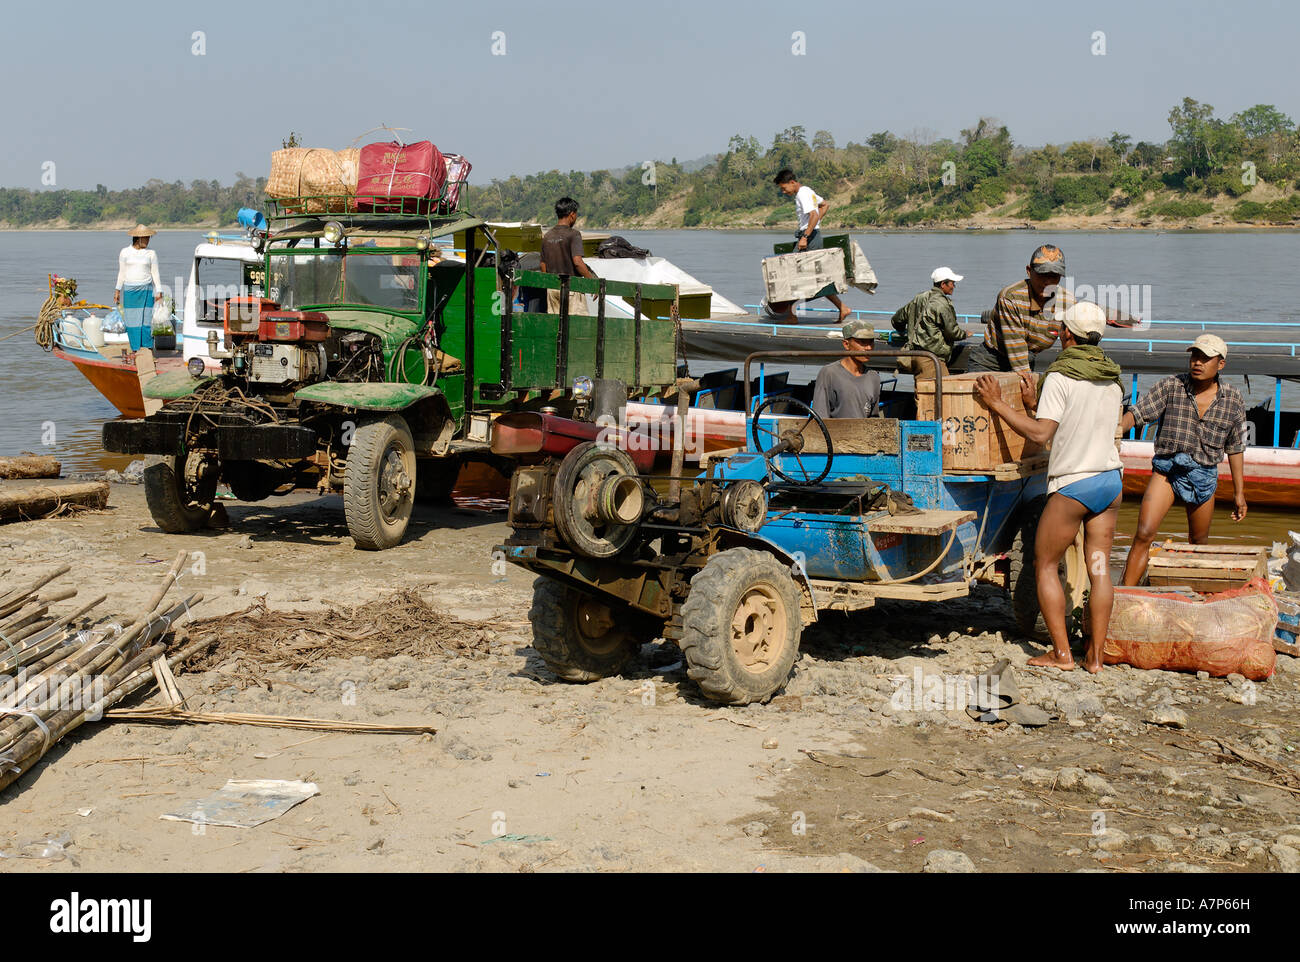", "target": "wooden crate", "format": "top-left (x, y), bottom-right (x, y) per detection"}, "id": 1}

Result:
top-left (1144, 543), bottom-right (1268, 594)
top-left (916, 372), bottom-right (1033, 471)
